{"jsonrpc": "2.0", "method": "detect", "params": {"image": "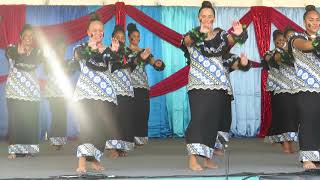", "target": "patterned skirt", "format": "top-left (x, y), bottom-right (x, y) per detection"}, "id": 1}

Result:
top-left (48, 97), bottom-right (67, 146)
top-left (7, 98), bottom-right (40, 154)
top-left (296, 92), bottom-right (320, 162)
top-left (76, 99), bottom-right (117, 161)
top-left (105, 95), bottom-right (135, 151)
top-left (266, 93), bottom-right (299, 143)
top-left (186, 89), bottom-right (231, 159)
top-left (132, 88), bottom-right (150, 145)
